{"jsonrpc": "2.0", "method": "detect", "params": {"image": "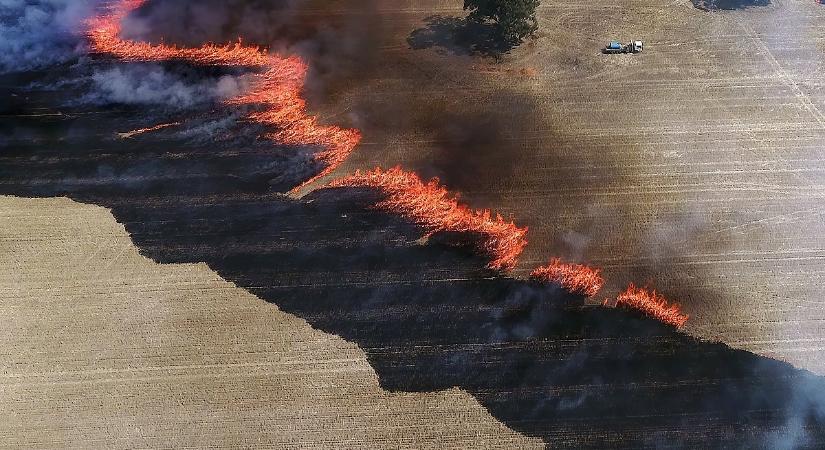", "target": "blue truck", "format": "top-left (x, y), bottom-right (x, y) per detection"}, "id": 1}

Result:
top-left (603, 40), bottom-right (644, 54)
